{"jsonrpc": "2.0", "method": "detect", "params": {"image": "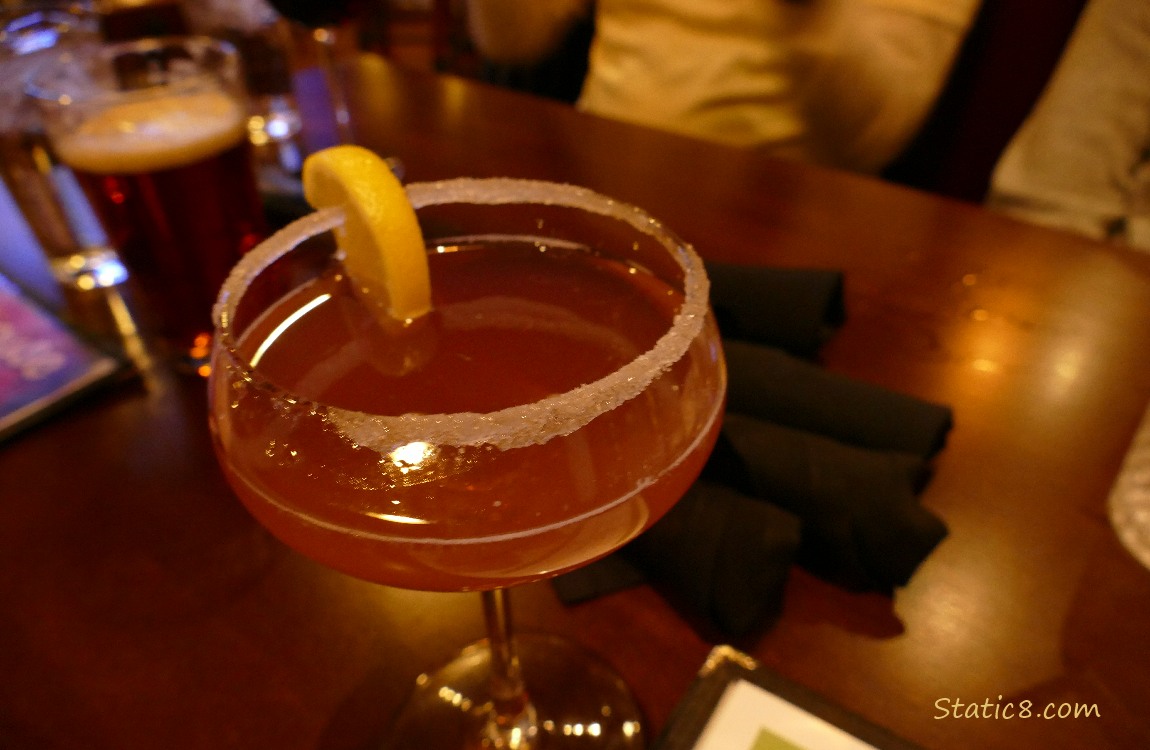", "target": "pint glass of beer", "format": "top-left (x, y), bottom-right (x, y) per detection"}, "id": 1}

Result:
top-left (29, 35), bottom-right (267, 370)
